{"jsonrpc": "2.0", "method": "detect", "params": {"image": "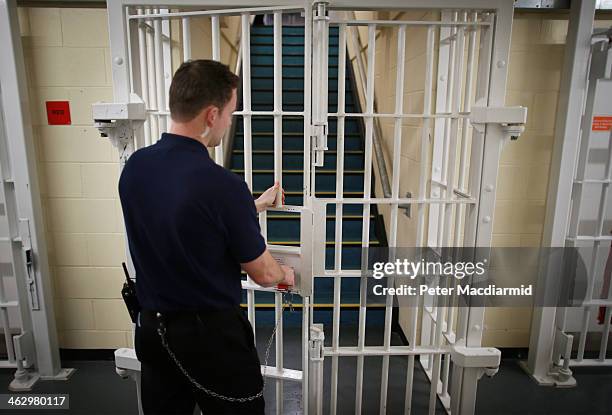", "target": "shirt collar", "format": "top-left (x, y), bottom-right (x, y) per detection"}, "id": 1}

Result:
top-left (159, 133), bottom-right (210, 156)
